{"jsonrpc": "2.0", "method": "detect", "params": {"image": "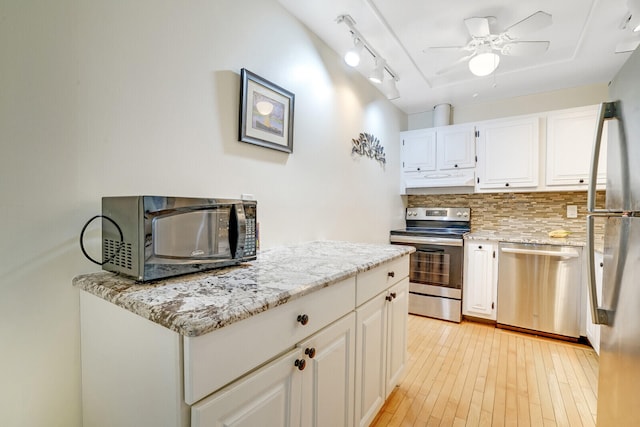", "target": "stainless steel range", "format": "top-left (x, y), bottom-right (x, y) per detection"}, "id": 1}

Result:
top-left (390, 207), bottom-right (470, 323)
